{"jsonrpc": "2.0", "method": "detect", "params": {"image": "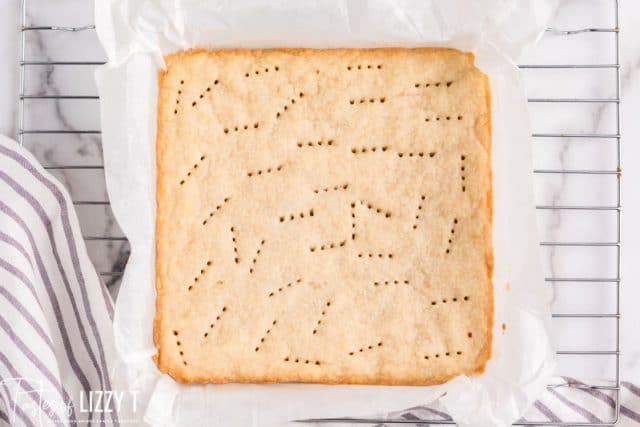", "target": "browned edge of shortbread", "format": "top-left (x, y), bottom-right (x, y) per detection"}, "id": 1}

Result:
top-left (476, 71), bottom-right (493, 376)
